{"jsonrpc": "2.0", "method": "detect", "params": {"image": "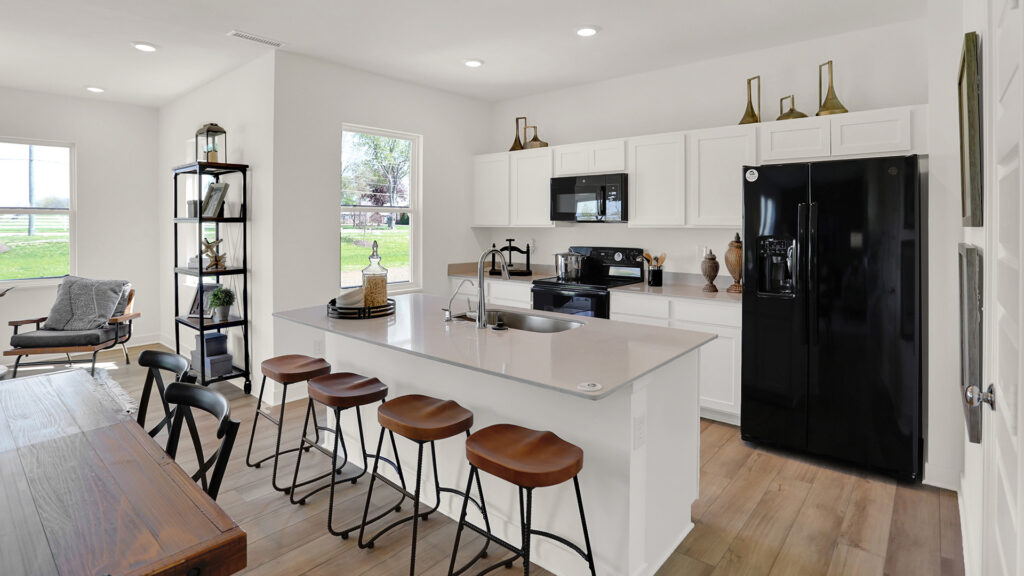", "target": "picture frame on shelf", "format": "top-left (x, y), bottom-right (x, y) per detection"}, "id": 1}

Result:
top-left (201, 182), bottom-right (230, 218)
top-left (958, 31), bottom-right (983, 227)
top-left (188, 283), bottom-right (222, 319)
